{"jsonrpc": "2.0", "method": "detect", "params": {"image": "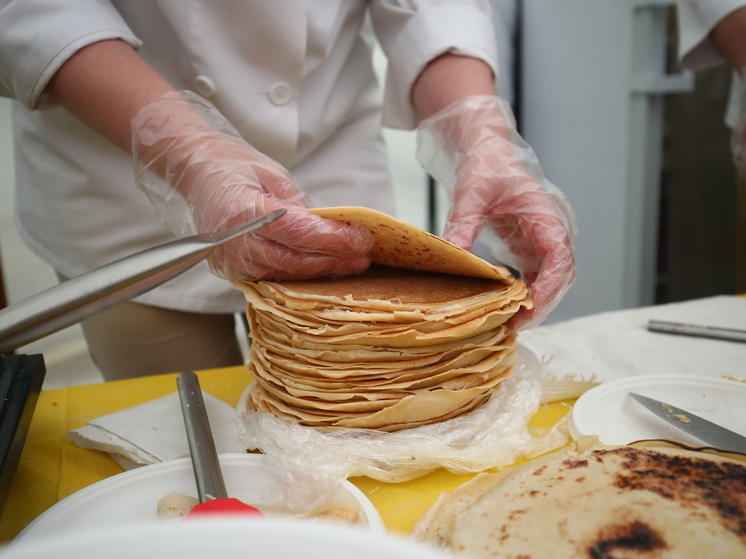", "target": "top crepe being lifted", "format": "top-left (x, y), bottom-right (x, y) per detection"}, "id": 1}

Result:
top-left (309, 207), bottom-right (515, 282)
